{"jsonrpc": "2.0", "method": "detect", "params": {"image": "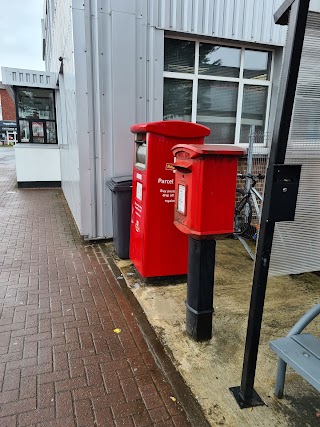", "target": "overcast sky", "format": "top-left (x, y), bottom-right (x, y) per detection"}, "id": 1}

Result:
top-left (0, 0), bottom-right (45, 80)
